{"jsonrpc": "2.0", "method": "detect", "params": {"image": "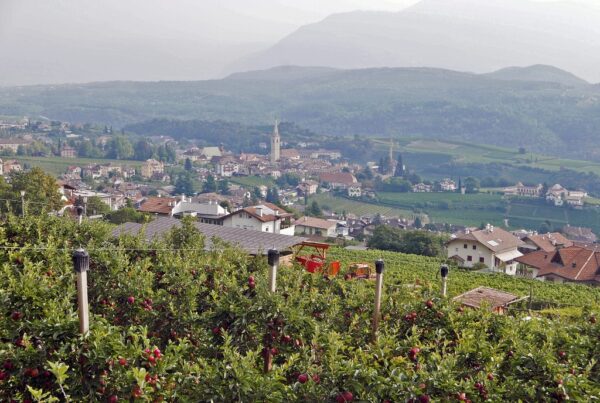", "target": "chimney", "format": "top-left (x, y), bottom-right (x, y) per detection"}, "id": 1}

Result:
top-left (256, 207), bottom-right (263, 217)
